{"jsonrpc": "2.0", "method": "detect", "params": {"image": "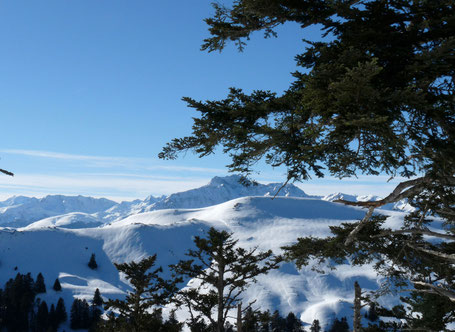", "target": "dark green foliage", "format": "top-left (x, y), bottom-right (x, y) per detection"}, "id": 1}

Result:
top-left (70, 298), bottom-right (91, 330)
top-left (0, 272), bottom-right (36, 331)
top-left (328, 317), bottom-right (349, 332)
top-left (100, 254), bottom-right (178, 332)
top-left (402, 291), bottom-right (455, 331)
top-left (55, 297), bottom-right (67, 325)
top-left (35, 272), bottom-right (46, 294)
top-left (270, 310), bottom-right (286, 332)
top-left (366, 303), bottom-right (378, 322)
top-left (285, 312), bottom-right (302, 332)
top-left (243, 307), bottom-right (259, 332)
top-left (0, 274), bottom-right (66, 332)
top-left (171, 227), bottom-right (279, 332)
top-left (160, 0), bottom-right (455, 323)
top-left (309, 319), bottom-right (321, 332)
top-left (162, 310), bottom-right (184, 332)
top-left (88, 253), bottom-right (98, 270)
top-left (93, 288), bottom-right (103, 307)
top-left (52, 278), bottom-right (61, 291)
top-left (36, 300), bottom-right (49, 332)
